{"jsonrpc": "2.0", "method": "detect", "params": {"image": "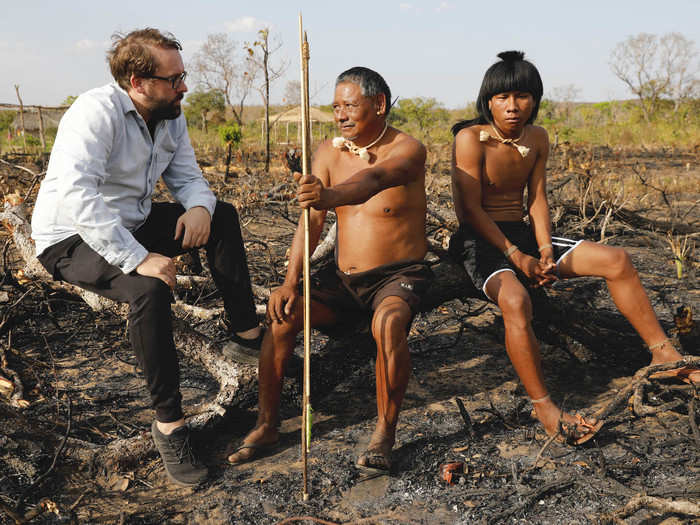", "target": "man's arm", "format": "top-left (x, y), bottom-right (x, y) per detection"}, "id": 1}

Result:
top-left (161, 117), bottom-right (217, 216)
top-left (296, 134), bottom-right (426, 210)
top-left (52, 95), bottom-right (148, 274)
top-left (161, 117), bottom-right (216, 248)
top-left (267, 150), bottom-right (330, 323)
top-left (452, 127), bottom-right (552, 286)
top-left (526, 128), bottom-right (555, 271)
